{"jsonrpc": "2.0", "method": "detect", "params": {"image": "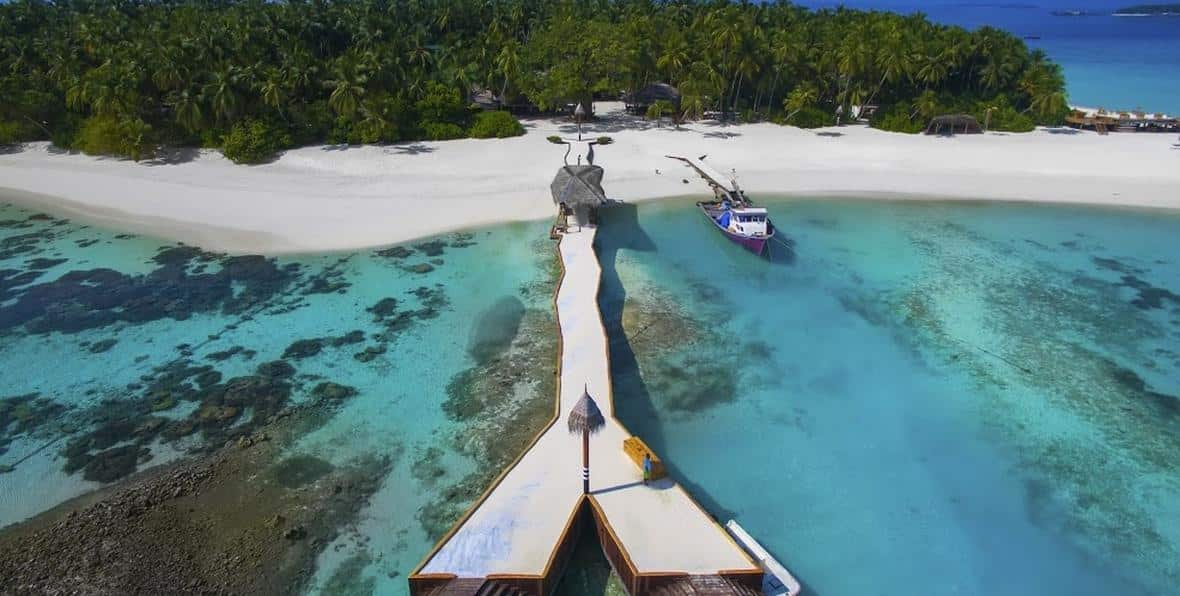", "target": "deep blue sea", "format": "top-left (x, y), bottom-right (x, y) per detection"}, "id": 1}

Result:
top-left (799, 0), bottom-right (1180, 115)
